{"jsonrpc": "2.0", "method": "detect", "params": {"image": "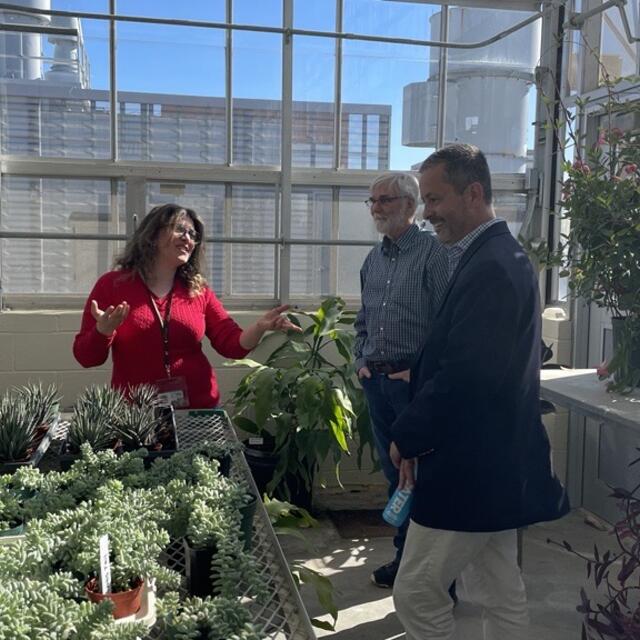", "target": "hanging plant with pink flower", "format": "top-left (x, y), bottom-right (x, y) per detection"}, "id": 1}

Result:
top-left (553, 95), bottom-right (640, 392)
